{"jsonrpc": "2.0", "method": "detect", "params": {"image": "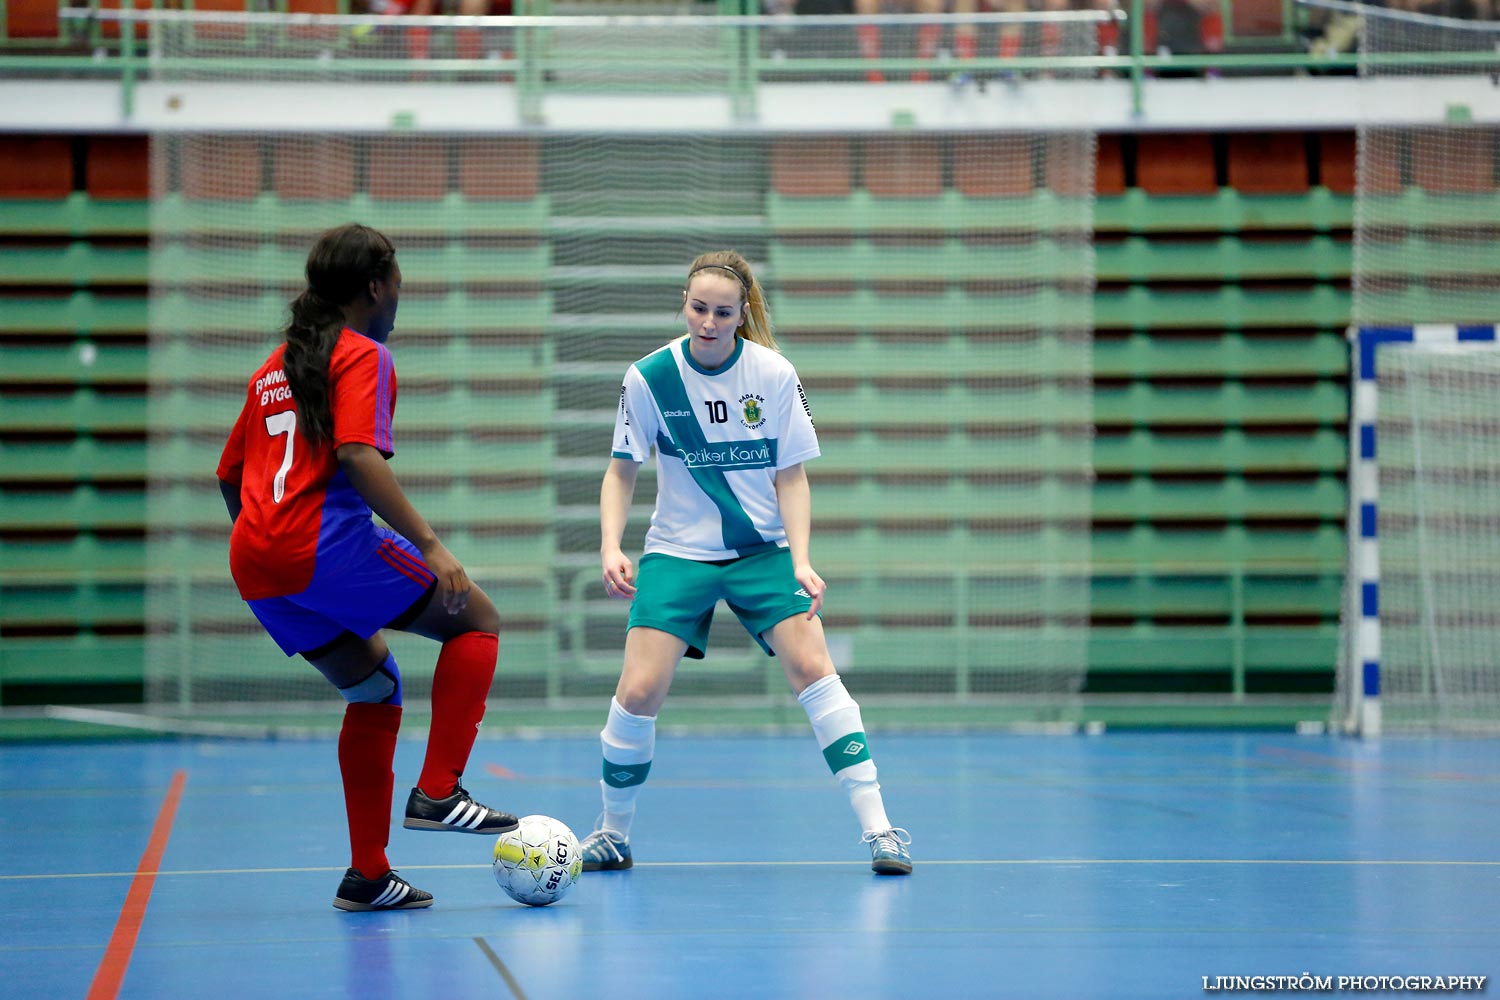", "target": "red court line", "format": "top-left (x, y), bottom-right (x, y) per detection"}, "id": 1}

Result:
top-left (85, 769), bottom-right (188, 1000)
top-left (485, 763), bottom-right (518, 779)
